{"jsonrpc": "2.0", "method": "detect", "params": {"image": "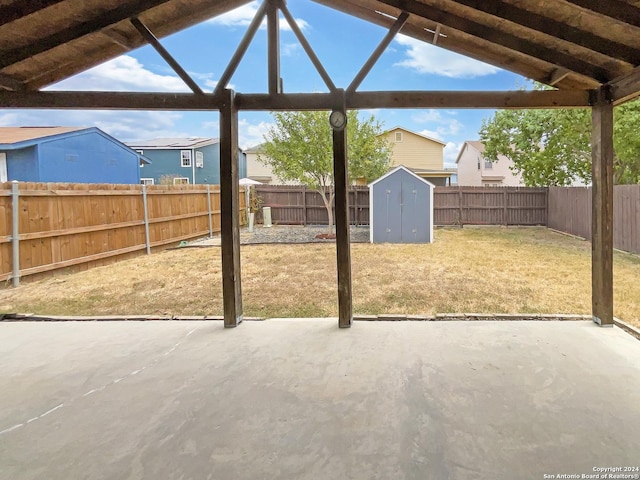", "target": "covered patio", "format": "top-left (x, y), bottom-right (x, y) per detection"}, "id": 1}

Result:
top-left (1, 319), bottom-right (639, 479)
top-left (1, 0), bottom-right (639, 328)
top-left (1, 2), bottom-right (640, 477)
